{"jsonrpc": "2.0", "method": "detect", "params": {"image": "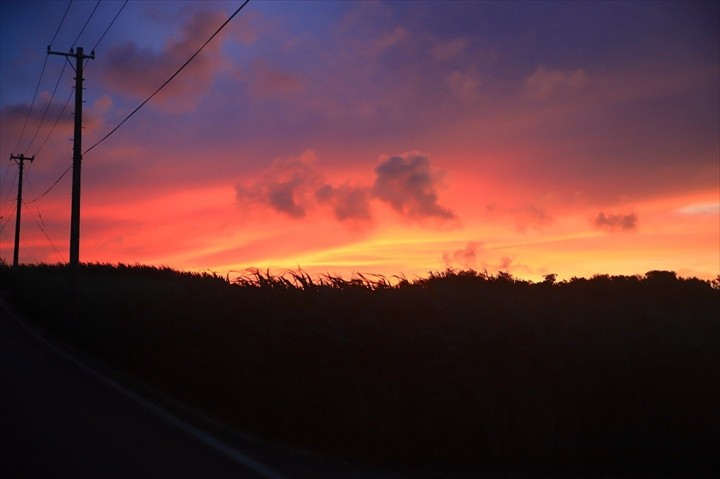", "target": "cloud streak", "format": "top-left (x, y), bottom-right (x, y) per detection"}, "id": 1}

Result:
top-left (485, 203), bottom-right (553, 233)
